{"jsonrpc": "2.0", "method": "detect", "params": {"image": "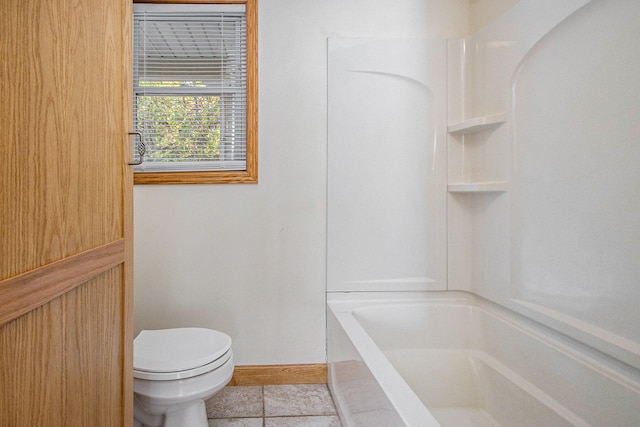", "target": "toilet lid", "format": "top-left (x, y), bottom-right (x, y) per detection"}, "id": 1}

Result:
top-left (134, 328), bottom-right (232, 373)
